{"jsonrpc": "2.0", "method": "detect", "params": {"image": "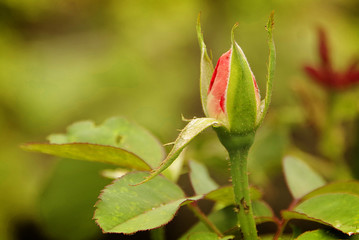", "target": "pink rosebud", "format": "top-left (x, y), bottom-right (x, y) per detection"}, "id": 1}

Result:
top-left (205, 45), bottom-right (261, 133)
top-left (197, 13), bottom-right (275, 136)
